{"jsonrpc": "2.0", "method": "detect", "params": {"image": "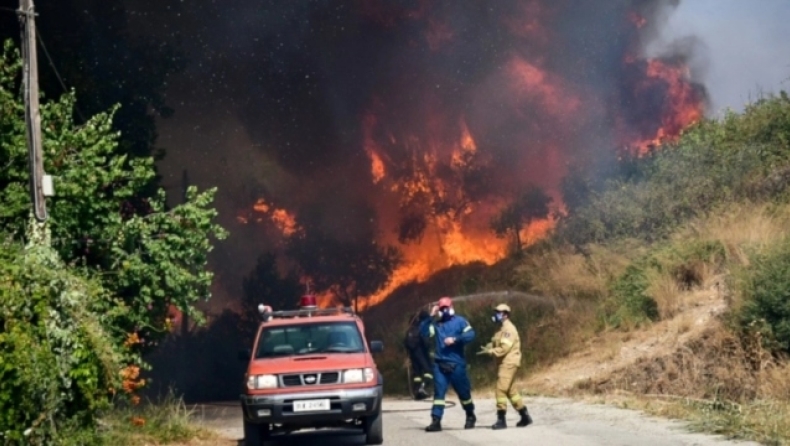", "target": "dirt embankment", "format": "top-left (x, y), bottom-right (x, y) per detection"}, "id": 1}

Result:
top-left (519, 272), bottom-right (788, 406)
top-left (520, 275), bottom-right (731, 397)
